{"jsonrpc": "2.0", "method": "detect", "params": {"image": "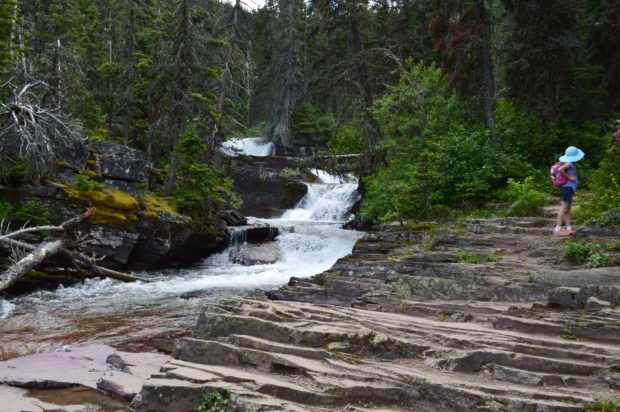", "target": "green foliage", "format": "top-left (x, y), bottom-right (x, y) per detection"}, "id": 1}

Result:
top-left (573, 147), bottom-right (620, 225)
top-left (585, 400), bottom-right (620, 412)
top-left (328, 122), bottom-right (364, 154)
top-left (503, 177), bottom-right (547, 216)
top-left (279, 167), bottom-right (300, 179)
top-left (0, 201), bottom-right (13, 221)
top-left (292, 102), bottom-right (336, 142)
top-left (74, 174), bottom-right (104, 191)
top-left (194, 391), bottom-right (230, 412)
top-left (11, 200), bottom-right (49, 226)
top-left (173, 124), bottom-right (241, 222)
top-left (361, 62), bottom-right (540, 223)
top-left (558, 240), bottom-right (608, 268)
top-left (485, 252), bottom-right (502, 263)
top-left (586, 252), bottom-right (609, 269)
top-left (455, 251), bottom-right (479, 264)
top-left (562, 328), bottom-right (579, 341)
